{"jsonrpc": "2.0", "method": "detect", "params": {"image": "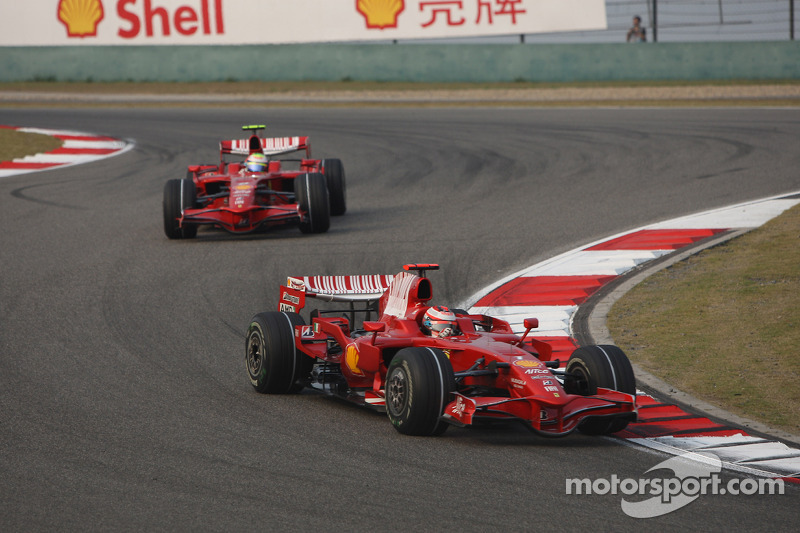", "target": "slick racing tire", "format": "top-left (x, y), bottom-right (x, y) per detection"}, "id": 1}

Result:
top-left (386, 347), bottom-right (455, 436)
top-left (321, 158), bottom-right (347, 216)
top-left (163, 178), bottom-right (198, 239)
top-left (564, 345), bottom-right (636, 435)
top-left (295, 173), bottom-right (330, 234)
top-left (246, 312), bottom-right (311, 394)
